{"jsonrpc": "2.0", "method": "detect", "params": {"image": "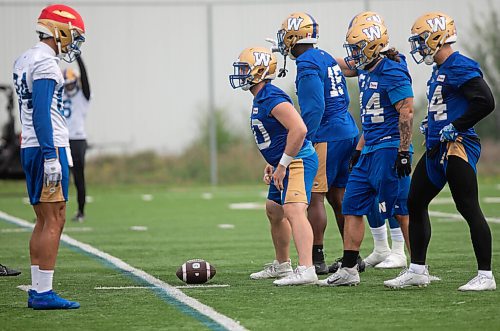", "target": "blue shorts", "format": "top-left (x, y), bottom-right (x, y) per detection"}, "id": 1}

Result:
top-left (267, 153), bottom-right (318, 205)
top-left (21, 147), bottom-right (70, 205)
top-left (342, 147), bottom-right (406, 219)
top-left (312, 137), bottom-right (358, 192)
top-left (426, 136), bottom-right (481, 190)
